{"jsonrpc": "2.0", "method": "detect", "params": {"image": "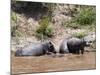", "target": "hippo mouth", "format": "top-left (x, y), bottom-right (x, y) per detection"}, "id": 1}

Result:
top-left (85, 41), bottom-right (93, 47)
